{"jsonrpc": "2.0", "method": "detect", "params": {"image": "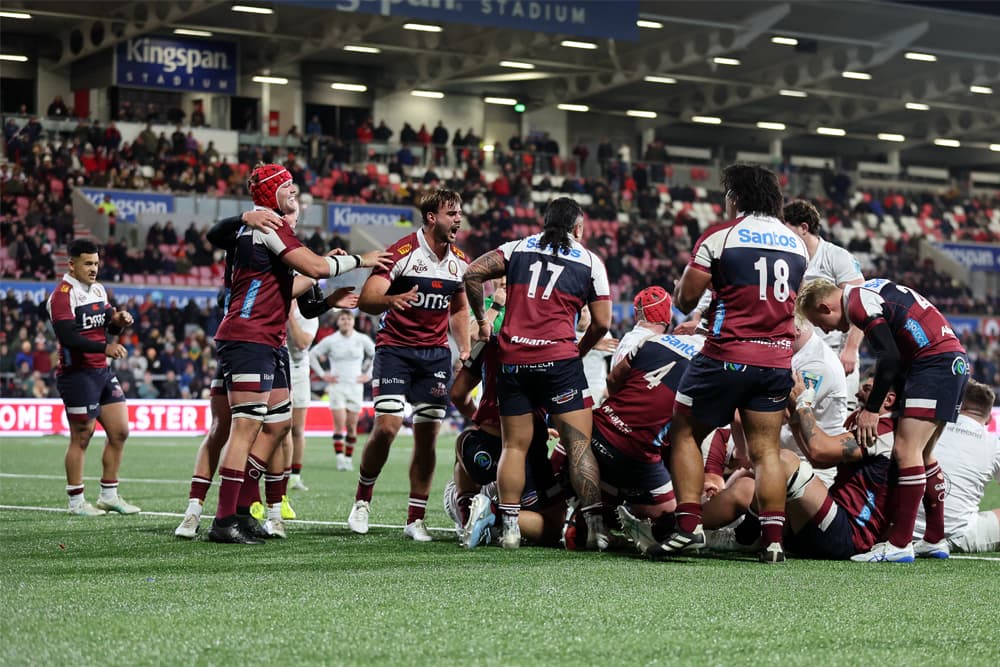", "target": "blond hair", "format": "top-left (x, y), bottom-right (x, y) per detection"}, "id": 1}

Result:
top-left (795, 278), bottom-right (840, 319)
